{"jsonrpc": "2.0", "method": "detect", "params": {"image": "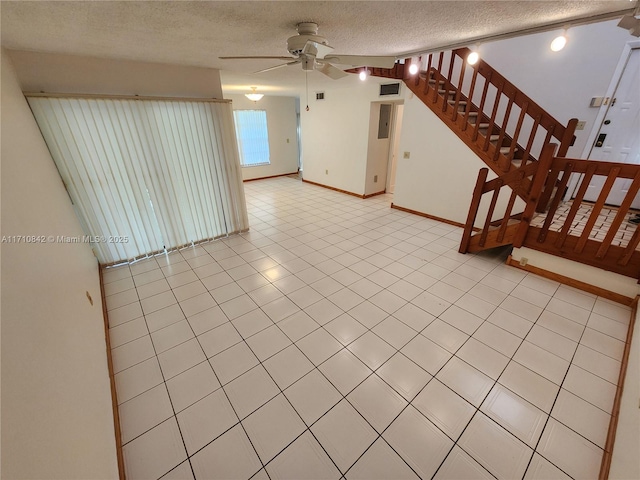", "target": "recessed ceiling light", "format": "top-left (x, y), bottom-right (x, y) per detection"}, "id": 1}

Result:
top-left (550, 35), bottom-right (567, 52)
